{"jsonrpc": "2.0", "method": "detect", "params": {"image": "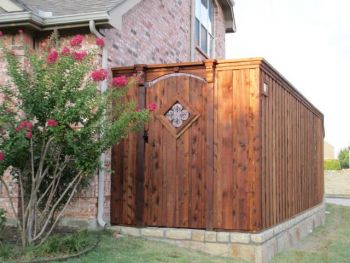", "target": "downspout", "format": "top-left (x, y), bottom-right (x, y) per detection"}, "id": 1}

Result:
top-left (89, 20), bottom-right (108, 228)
